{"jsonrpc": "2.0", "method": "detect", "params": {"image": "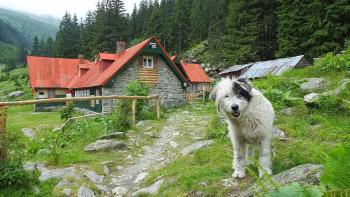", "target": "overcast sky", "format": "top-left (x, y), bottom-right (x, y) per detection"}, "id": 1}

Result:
top-left (0, 0), bottom-right (140, 19)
